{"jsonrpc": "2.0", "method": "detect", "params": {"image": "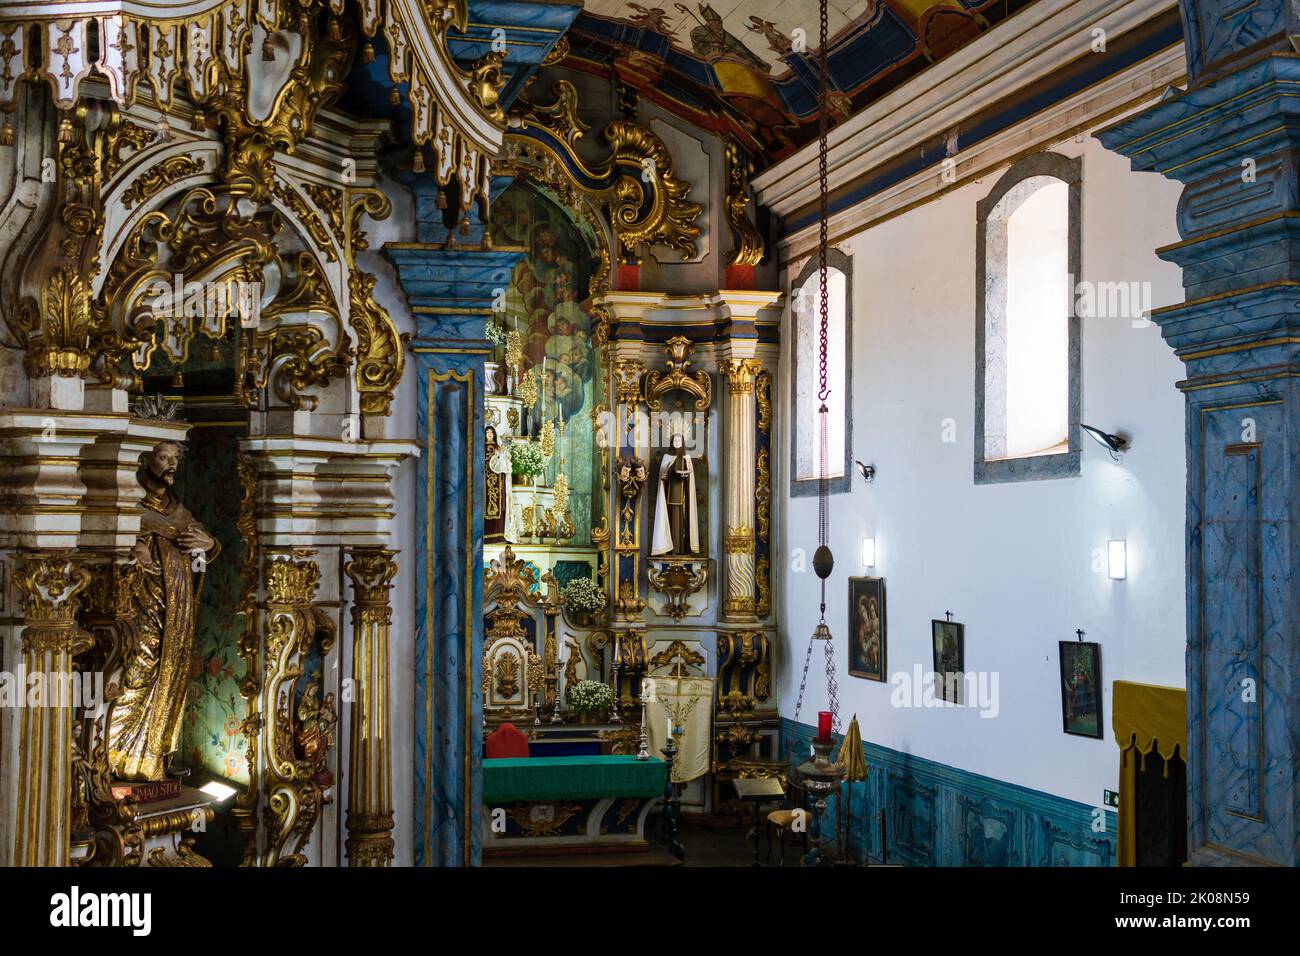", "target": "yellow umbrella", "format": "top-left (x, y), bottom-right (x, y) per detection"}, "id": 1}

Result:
top-left (834, 715), bottom-right (868, 862)
top-left (836, 715), bottom-right (868, 781)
